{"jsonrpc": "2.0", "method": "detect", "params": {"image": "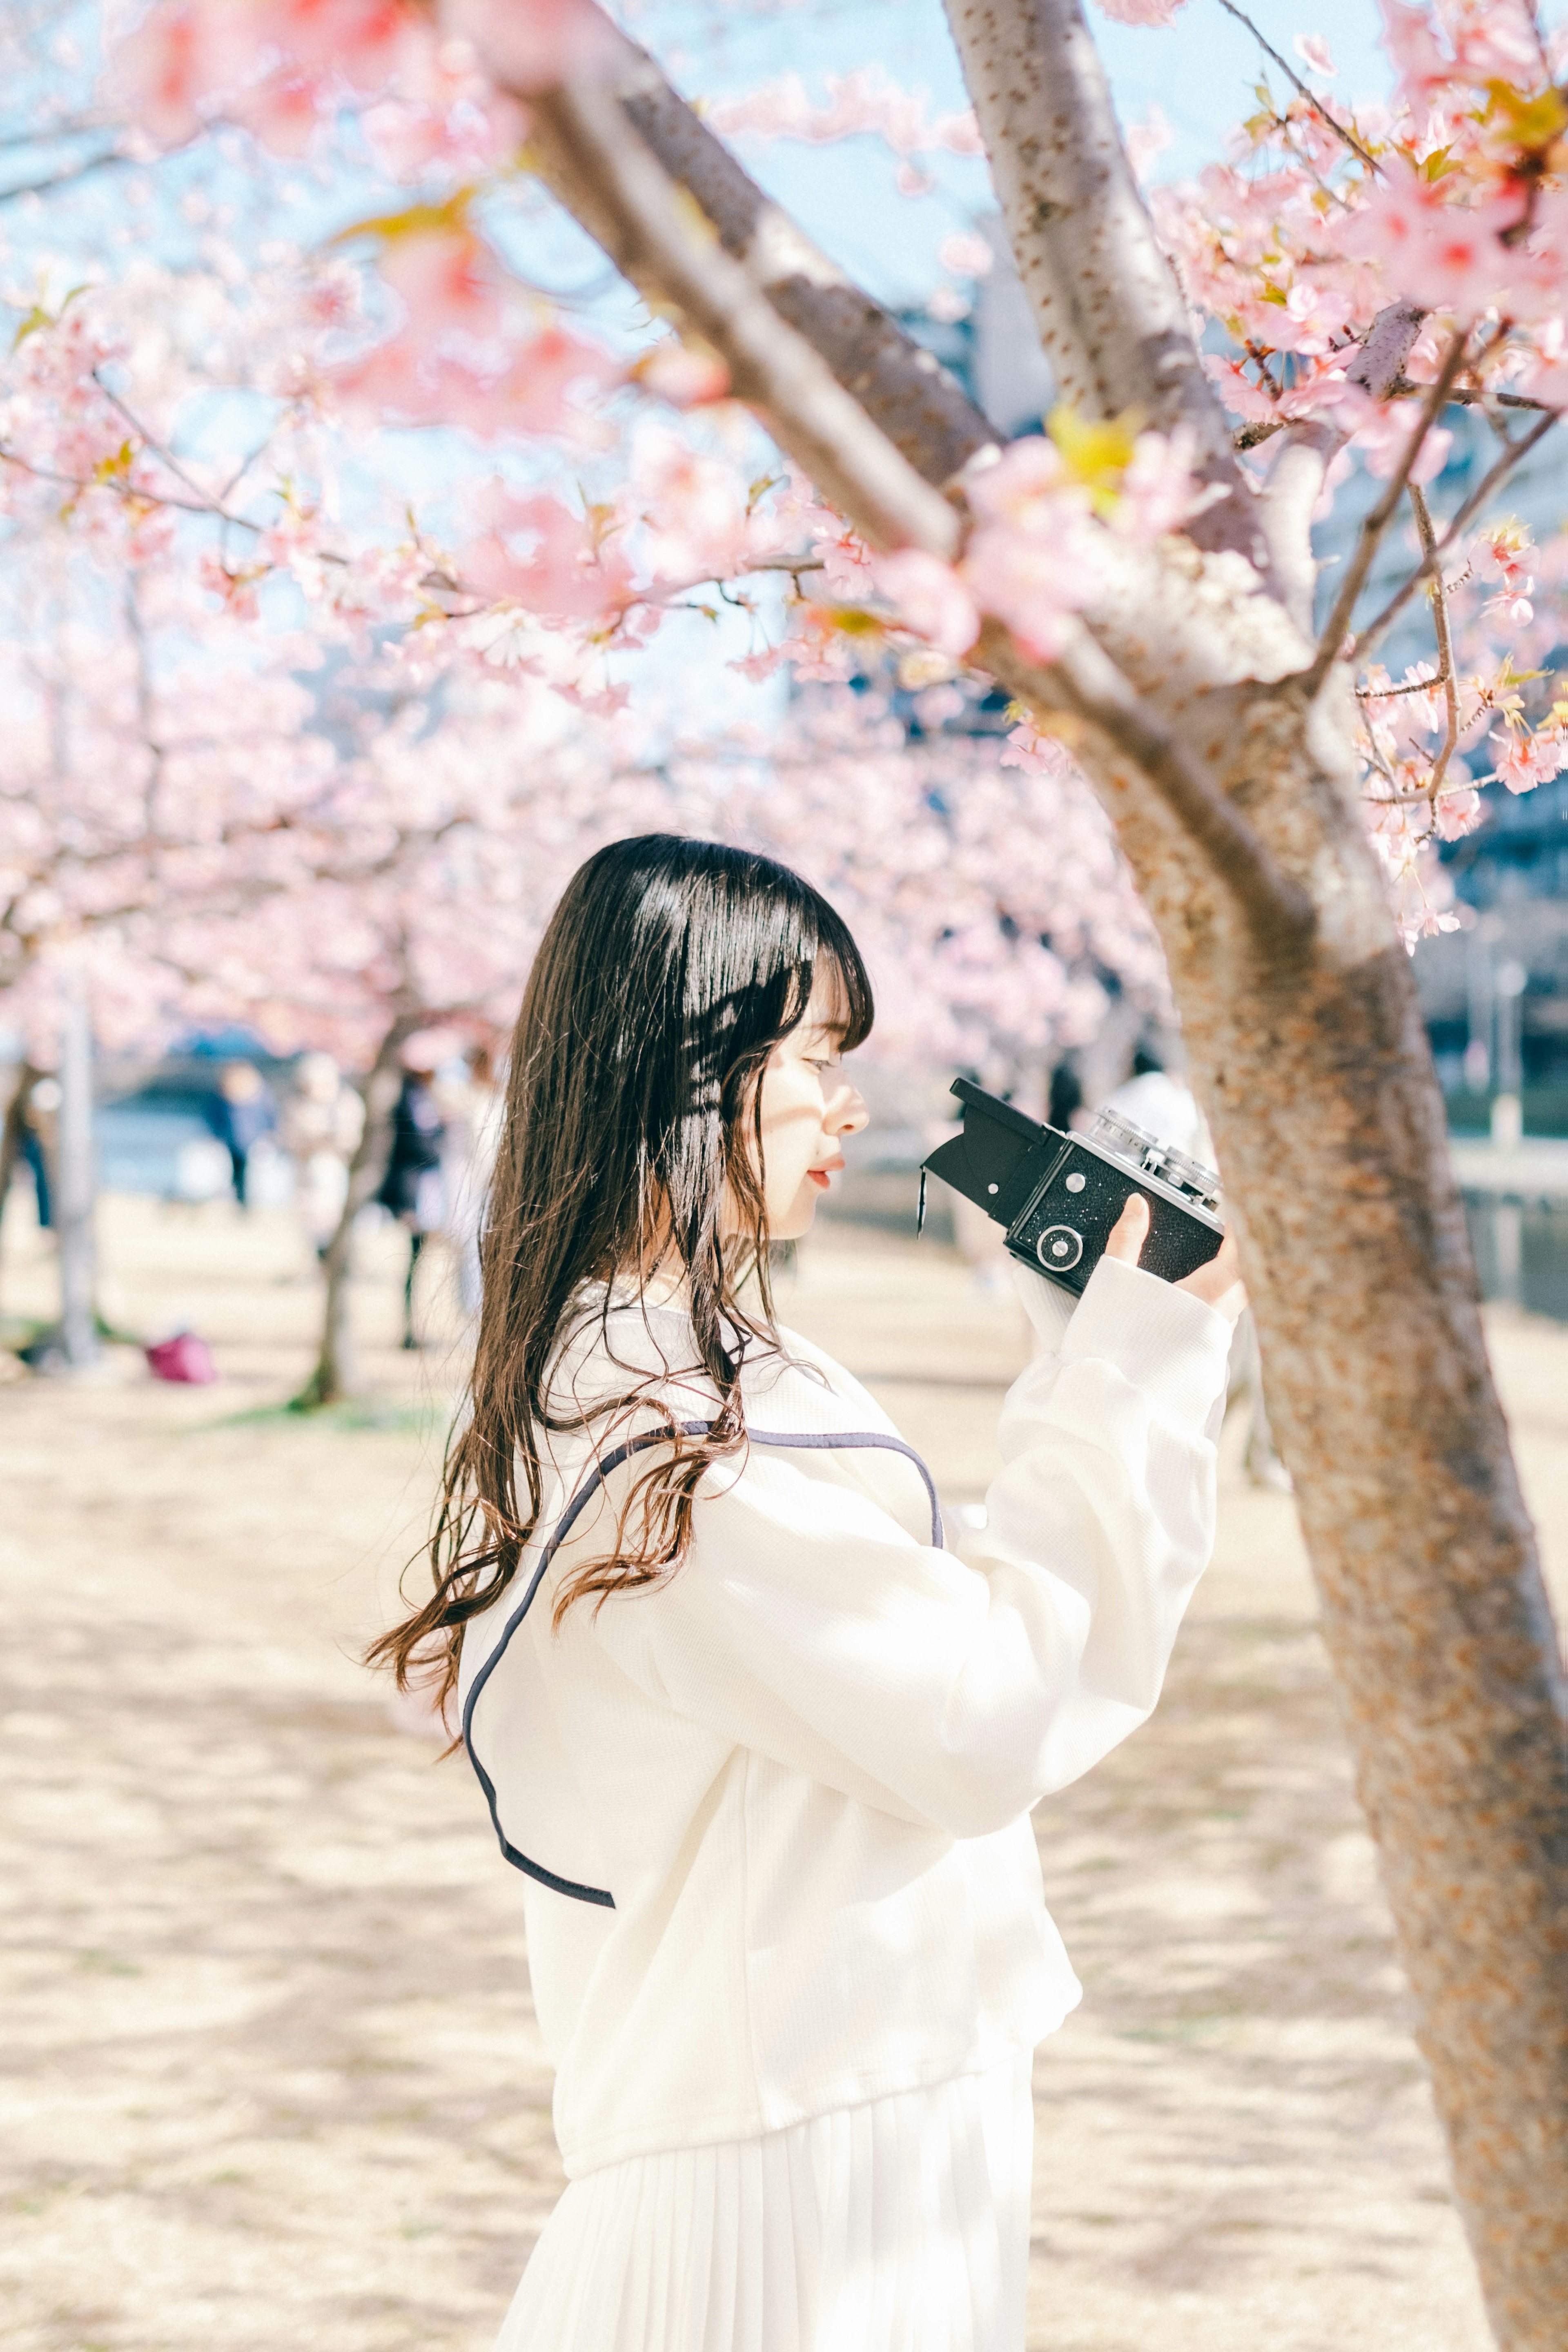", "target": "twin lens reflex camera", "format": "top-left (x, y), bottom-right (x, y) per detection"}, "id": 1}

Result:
top-left (919, 1078), bottom-right (1225, 1298)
